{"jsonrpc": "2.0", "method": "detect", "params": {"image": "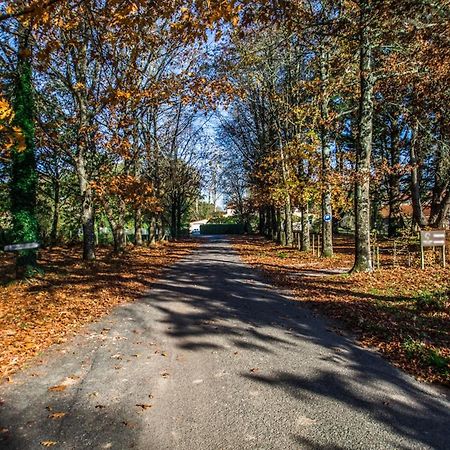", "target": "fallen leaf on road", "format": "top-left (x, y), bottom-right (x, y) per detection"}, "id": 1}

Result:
top-left (161, 371), bottom-right (169, 378)
top-left (95, 404), bottom-right (105, 409)
top-left (135, 404), bottom-right (152, 410)
top-left (0, 242), bottom-right (199, 382)
top-left (40, 441), bottom-right (57, 447)
top-left (122, 421), bottom-right (137, 428)
top-left (296, 416), bottom-right (316, 426)
top-left (48, 385), bottom-right (66, 392)
top-left (48, 412), bottom-right (66, 419)
top-left (249, 368), bottom-right (259, 373)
